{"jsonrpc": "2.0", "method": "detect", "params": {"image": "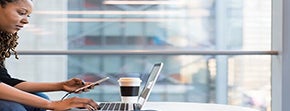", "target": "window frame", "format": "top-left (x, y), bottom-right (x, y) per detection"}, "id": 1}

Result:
top-left (272, 0), bottom-right (290, 111)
